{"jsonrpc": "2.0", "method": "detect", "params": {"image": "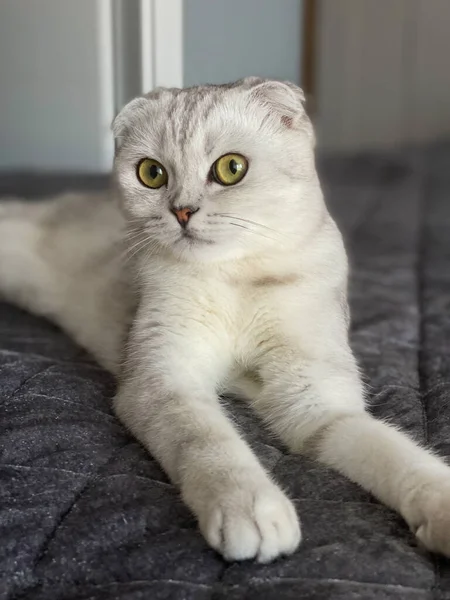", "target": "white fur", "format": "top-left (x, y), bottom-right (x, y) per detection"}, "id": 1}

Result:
top-left (1, 79), bottom-right (450, 562)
